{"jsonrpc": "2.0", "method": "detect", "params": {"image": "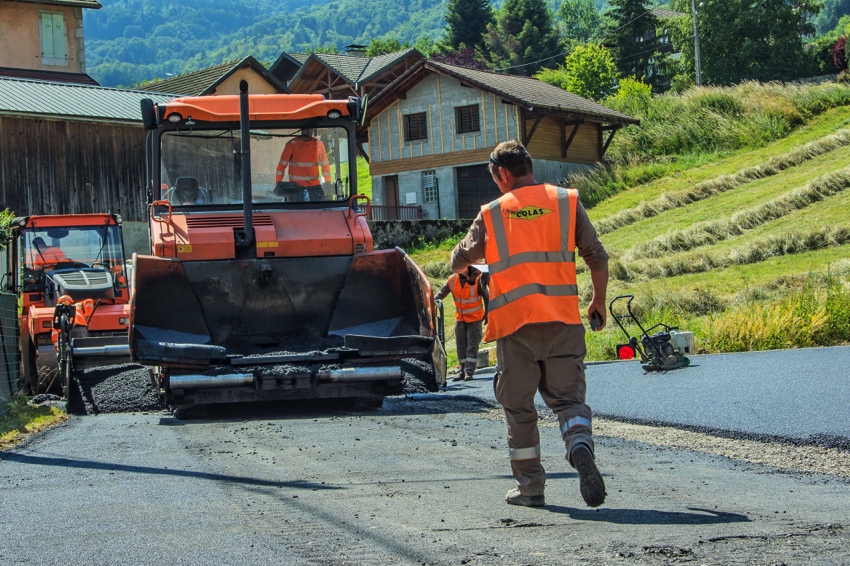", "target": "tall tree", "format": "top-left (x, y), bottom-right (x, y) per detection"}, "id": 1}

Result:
top-left (602, 0), bottom-right (660, 88)
top-left (366, 37), bottom-right (411, 57)
top-left (482, 0), bottom-right (563, 75)
top-left (669, 0), bottom-right (822, 85)
top-left (815, 0), bottom-right (850, 34)
top-left (441, 0), bottom-right (494, 51)
top-left (535, 42), bottom-right (618, 100)
top-left (557, 0), bottom-right (602, 46)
